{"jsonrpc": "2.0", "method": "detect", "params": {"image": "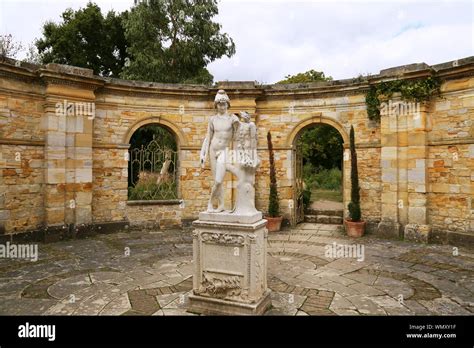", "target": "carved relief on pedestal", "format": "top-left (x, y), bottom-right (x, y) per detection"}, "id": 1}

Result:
top-left (201, 232), bottom-right (245, 245)
top-left (196, 272), bottom-right (247, 301)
